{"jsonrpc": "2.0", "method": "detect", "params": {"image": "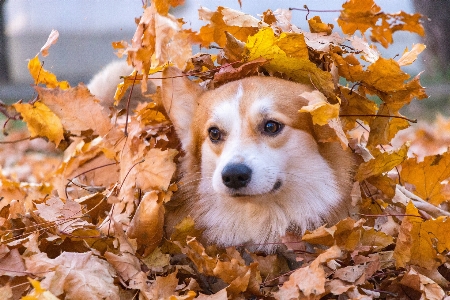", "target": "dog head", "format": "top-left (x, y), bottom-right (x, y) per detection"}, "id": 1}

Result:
top-left (162, 67), bottom-right (354, 252)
